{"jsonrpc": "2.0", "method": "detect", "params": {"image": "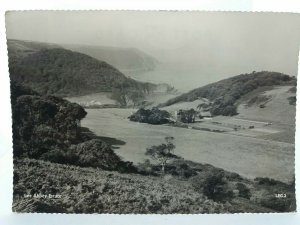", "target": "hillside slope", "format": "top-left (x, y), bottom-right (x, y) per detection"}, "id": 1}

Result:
top-left (233, 85), bottom-right (296, 143)
top-left (160, 71), bottom-right (296, 116)
top-left (14, 158), bottom-right (287, 214)
top-left (63, 44), bottom-right (159, 74)
top-left (8, 47), bottom-right (157, 106)
top-left (8, 39), bottom-right (159, 75)
top-left (237, 86), bottom-right (296, 124)
top-left (14, 157), bottom-right (296, 213)
top-left (7, 39), bottom-right (61, 60)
